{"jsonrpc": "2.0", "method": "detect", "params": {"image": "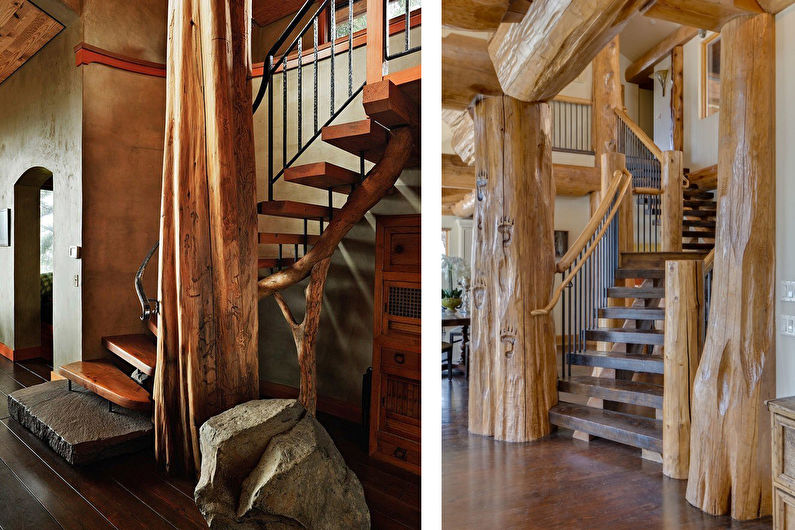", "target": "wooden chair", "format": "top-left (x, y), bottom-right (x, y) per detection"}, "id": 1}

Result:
top-left (442, 341), bottom-right (454, 380)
